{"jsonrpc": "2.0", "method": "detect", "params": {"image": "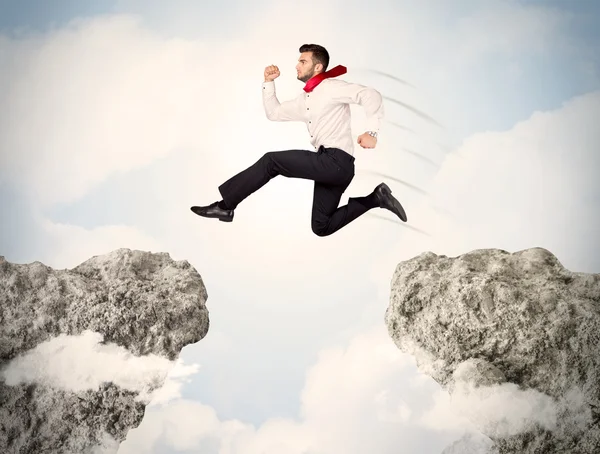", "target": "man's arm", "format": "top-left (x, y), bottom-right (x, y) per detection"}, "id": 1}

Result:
top-left (262, 81), bottom-right (304, 122)
top-left (329, 80), bottom-right (384, 133)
